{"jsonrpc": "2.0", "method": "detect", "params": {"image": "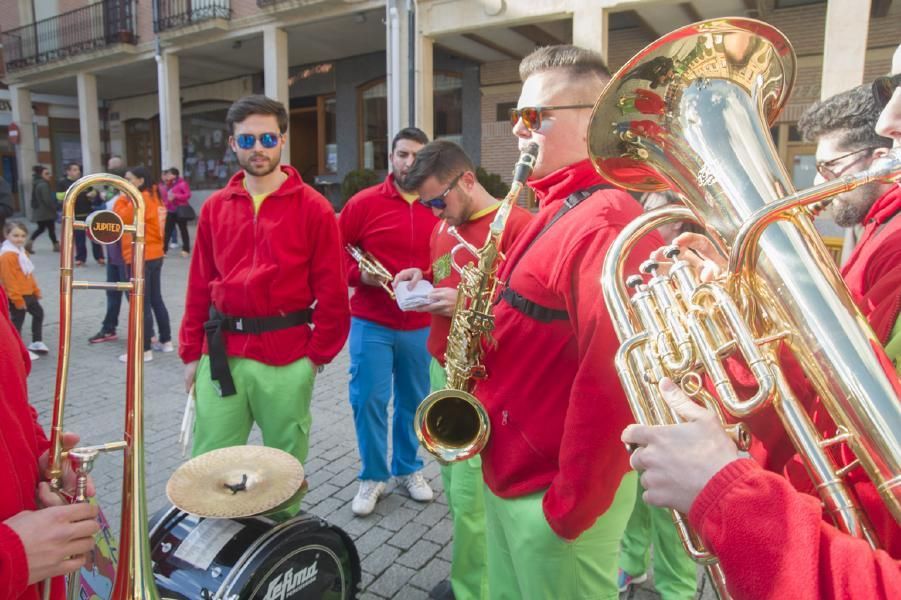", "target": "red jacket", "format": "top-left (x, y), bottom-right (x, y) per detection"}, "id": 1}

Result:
top-left (0, 288), bottom-right (63, 600)
top-left (426, 203), bottom-right (533, 363)
top-left (338, 174), bottom-right (438, 330)
top-left (474, 159), bottom-right (663, 540)
top-left (179, 166), bottom-right (350, 367)
top-left (693, 185), bottom-right (901, 599)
